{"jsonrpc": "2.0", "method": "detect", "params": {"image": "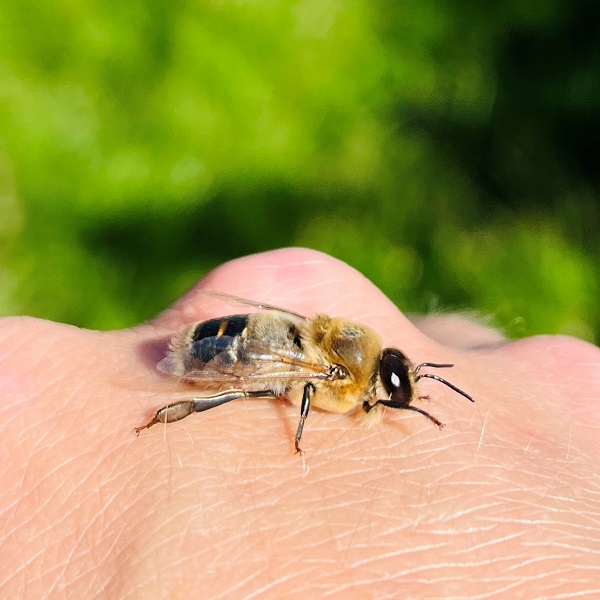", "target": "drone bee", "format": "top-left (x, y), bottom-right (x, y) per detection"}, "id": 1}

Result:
top-left (136, 293), bottom-right (474, 452)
